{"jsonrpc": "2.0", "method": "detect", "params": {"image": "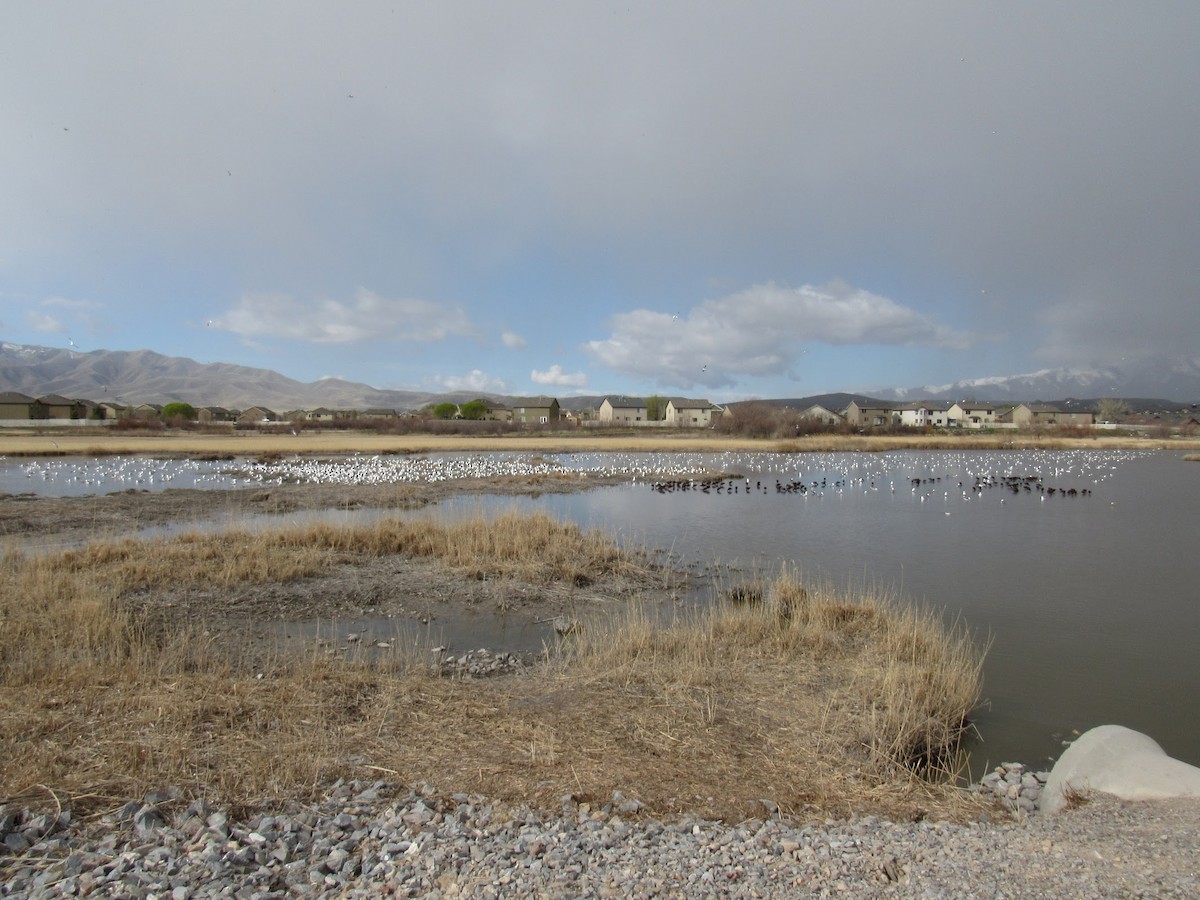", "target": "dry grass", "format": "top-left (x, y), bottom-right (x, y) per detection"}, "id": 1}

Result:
top-left (1, 429), bottom-right (1189, 458)
top-left (0, 517), bottom-right (991, 824)
top-left (1060, 783), bottom-right (1093, 810)
top-left (544, 573), bottom-right (987, 810)
top-left (0, 513), bottom-right (638, 682)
